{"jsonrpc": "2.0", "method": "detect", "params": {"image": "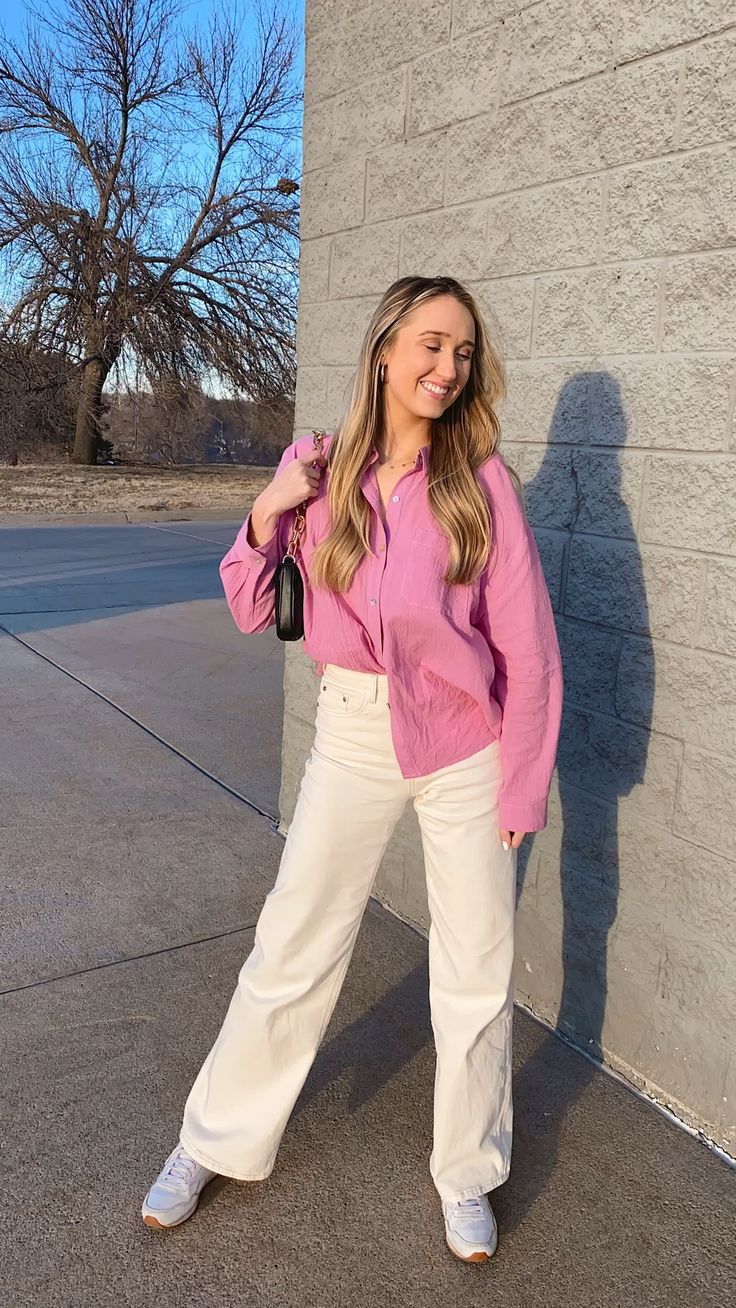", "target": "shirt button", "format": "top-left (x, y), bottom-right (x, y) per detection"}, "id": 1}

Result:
top-left (379, 543), bottom-right (385, 552)
top-left (370, 598), bottom-right (377, 606)
top-left (392, 495), bottom-right (400, 502)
